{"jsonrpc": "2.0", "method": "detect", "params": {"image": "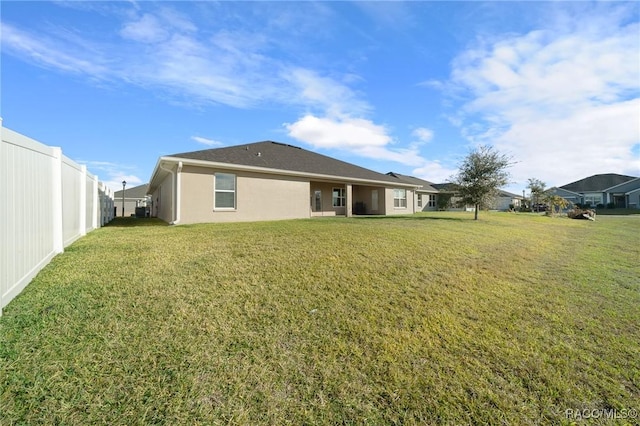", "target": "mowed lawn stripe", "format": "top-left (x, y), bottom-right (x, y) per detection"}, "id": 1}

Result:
top-left (1, 212), bottom-right (638, 424)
